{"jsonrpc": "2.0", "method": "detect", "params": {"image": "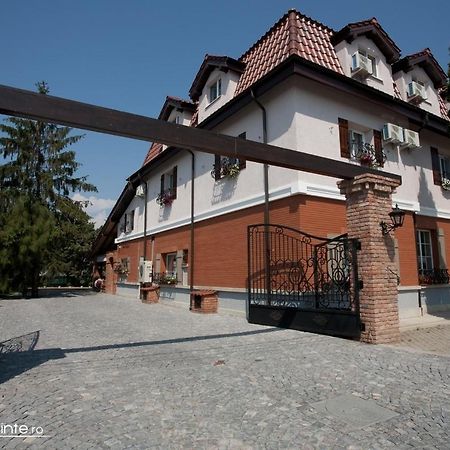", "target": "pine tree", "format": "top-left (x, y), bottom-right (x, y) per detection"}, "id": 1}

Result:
top-left (0, 82), bottom-right (97, 296)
